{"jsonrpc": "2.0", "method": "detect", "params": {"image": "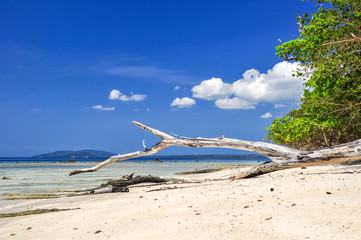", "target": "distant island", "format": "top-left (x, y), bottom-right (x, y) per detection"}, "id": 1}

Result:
top-left (33, 150), bottom-right (116, 158)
